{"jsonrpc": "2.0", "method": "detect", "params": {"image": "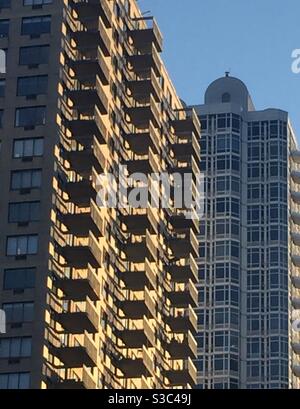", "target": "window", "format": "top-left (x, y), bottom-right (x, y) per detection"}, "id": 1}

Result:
top-left (0, 19), bottom-right (9, 38)
top-left (2, 302), bottom-right (34, 323)
top-left (21, 16), bottom-right (51, 36)
top-left (0, 337), bottom-right (32, 358)
top-left (0, 373), bottom-right (30, 389)
top-left (17, 75), bottom-right (48, 97)
top-left (24, 0), bottom-right (52, 4)
top-left (8, 202), bottom-right (40, 223)
top-left (10, 169), bottom-right (42, 190)
top-left (222, 93), bottom-right (231, 103)
top-left (13, 138), bottom-right (44, 158)
top-left (15, 106), bottom-right (46, 127)
top-left (19, 45), bottom-right (49, 65)
top-left (0, 0), bottom-right (11, 8)
top-left (0, 78), bottom-right (5, 97)
top-left (6, 235), bottom-right (38, 256)
top-left (3, 268), bottom-right (35, 290)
